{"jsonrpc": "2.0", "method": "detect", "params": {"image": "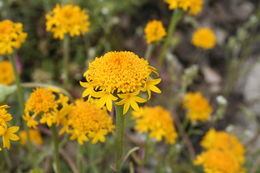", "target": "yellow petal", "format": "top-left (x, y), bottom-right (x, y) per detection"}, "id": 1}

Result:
top-left (123, 103), bottom-right (130, 114)
top-left (150, 85), bottom-right (161, 93)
